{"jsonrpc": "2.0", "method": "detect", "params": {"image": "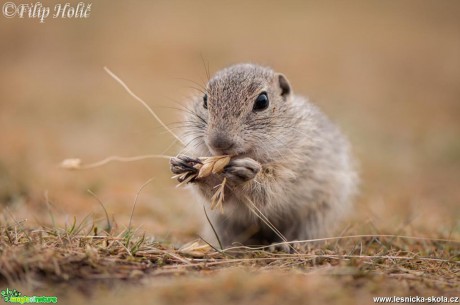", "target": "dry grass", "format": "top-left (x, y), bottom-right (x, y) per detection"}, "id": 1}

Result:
top-left (1, 216), bottom-right (458, 300)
